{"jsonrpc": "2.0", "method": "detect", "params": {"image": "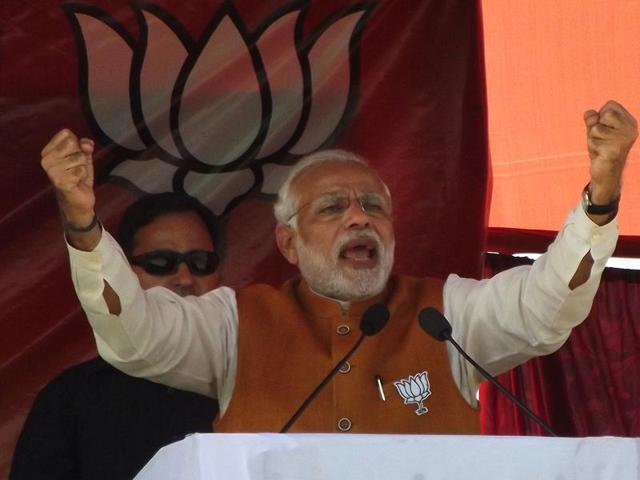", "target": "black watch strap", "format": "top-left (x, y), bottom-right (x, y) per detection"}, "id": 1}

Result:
top-left (63, 214), bottom-right (99, 233)
top-left (581, 184), bottom-right (620, 215)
